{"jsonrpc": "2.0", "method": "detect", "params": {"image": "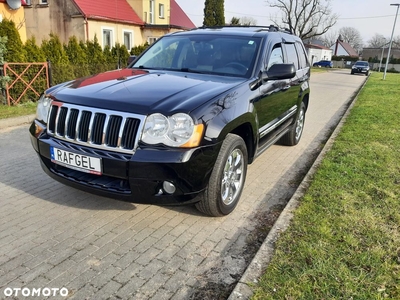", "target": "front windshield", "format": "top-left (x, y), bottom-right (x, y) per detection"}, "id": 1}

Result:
top-left (132, 34), bottom-right (261, 77)
top-left (355, 62), bottom-right (369, 66)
